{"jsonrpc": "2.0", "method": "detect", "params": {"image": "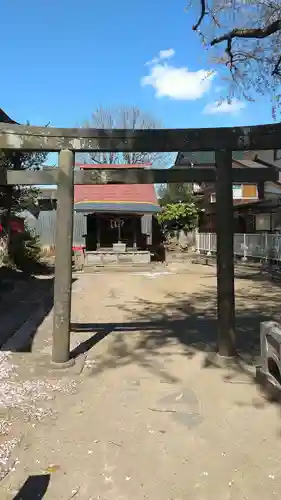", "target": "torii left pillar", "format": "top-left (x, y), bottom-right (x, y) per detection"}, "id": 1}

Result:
top-left (52, 149), bottom-right (75, 365)
top-left (215, 150), bottom-right (236, 357)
